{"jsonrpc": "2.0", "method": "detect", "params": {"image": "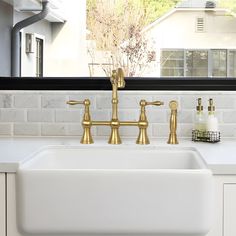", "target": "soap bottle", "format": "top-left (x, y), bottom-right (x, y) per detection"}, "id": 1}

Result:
top-left (194, 98), bottom-right (206, 132)
top-left (206, 98), bottom-right (218, 132)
